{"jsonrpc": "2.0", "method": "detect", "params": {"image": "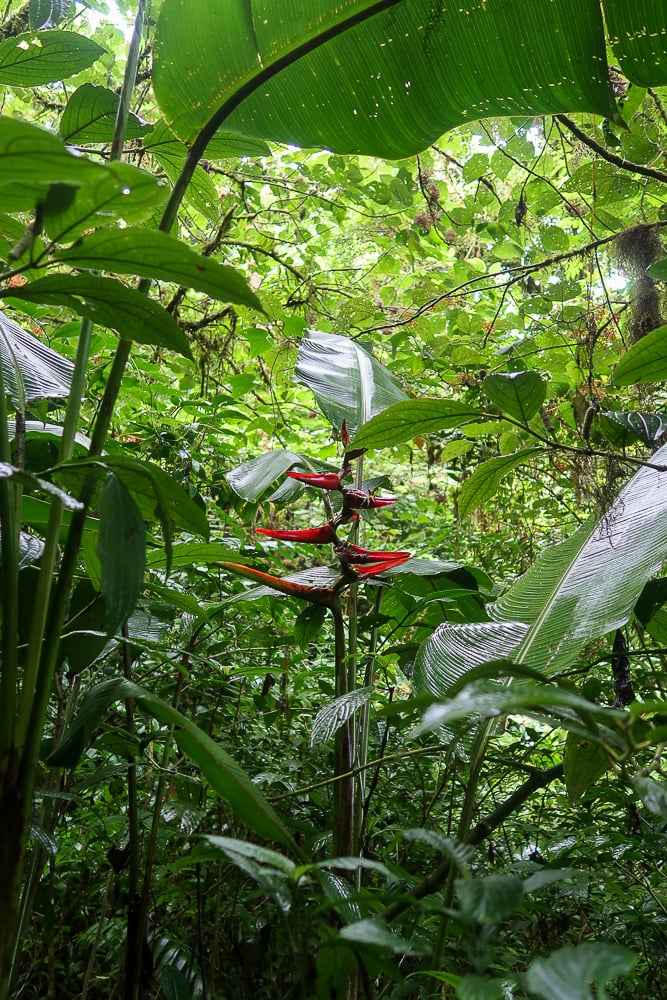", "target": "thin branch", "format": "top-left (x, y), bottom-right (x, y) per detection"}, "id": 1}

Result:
top-left (556, 114), bottom-right (667, 185)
